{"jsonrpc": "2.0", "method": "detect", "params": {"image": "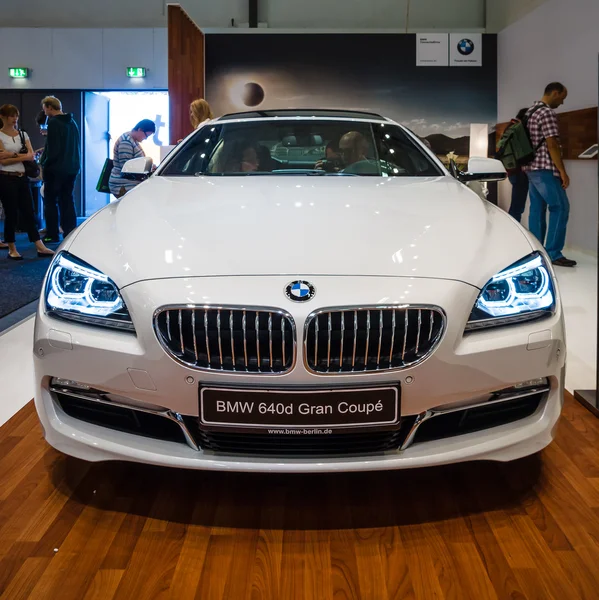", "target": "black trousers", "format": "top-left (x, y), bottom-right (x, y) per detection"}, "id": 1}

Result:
top-left (43, 171), bottom-right (77, 239)
top-left (0, 173), bottom-right (40, 244)
top-left (508, 171), bottom-right (529, 223)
